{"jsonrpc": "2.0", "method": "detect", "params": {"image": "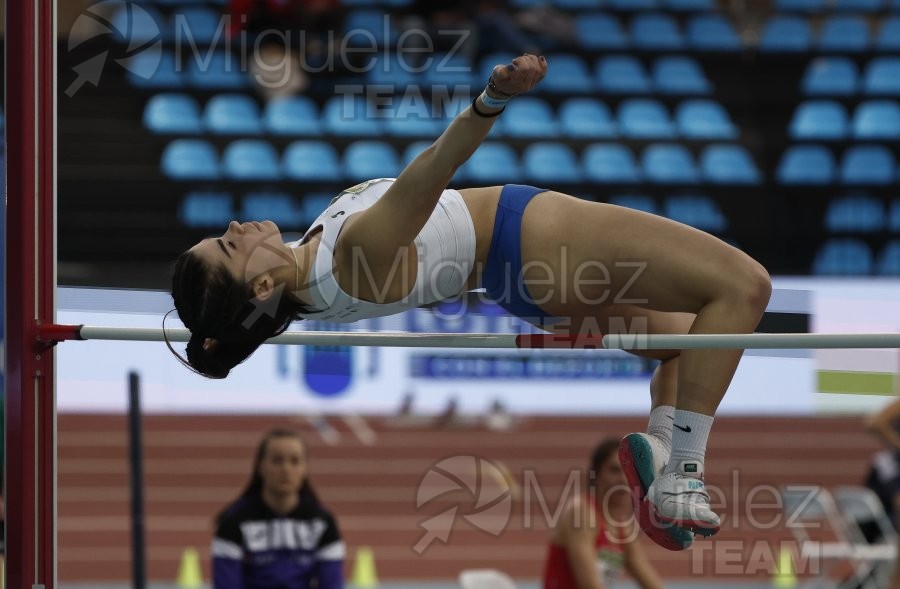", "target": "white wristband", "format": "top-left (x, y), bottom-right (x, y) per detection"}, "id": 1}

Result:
top-left (479, 90), bottom-right (510, 110)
